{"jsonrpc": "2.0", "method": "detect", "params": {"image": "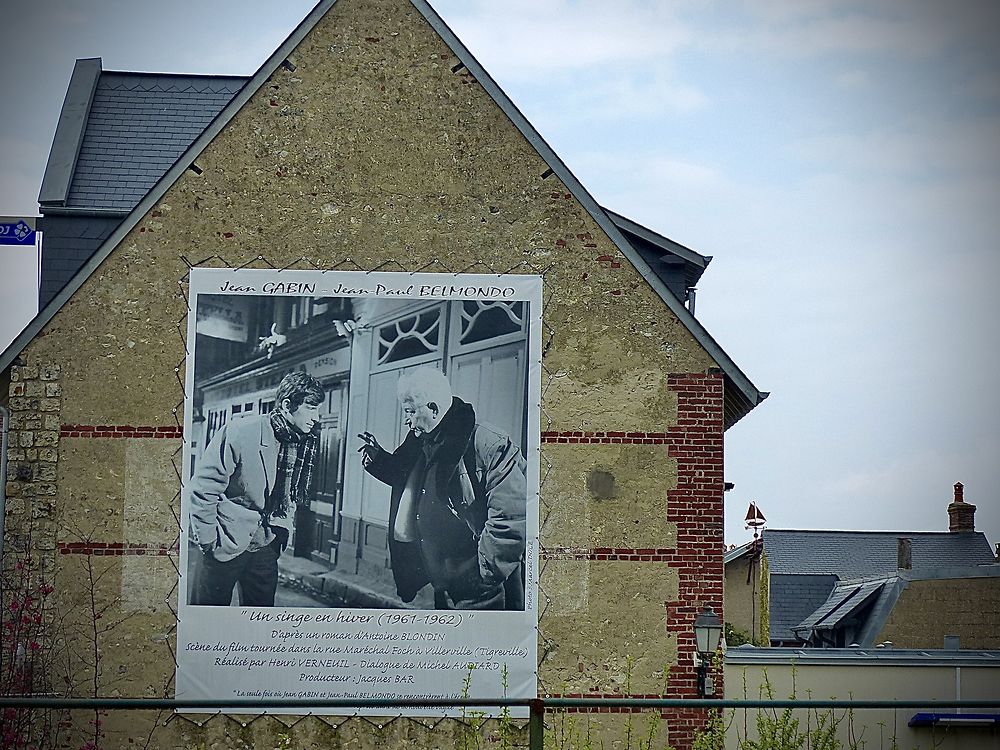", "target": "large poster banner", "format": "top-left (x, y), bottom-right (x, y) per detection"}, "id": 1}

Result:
top-left (176, 269), bottom-right (541, 714)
